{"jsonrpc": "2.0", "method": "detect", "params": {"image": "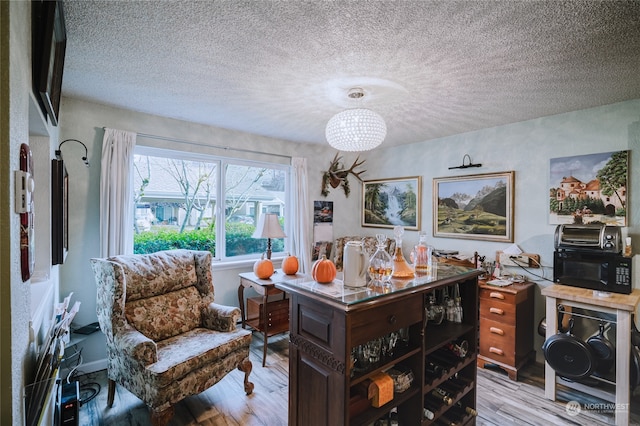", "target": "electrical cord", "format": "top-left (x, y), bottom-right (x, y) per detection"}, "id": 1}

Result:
top-left (507, 255), bottom-right (554, 283)
top-left (61, 345), bottom-right (102, 406)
